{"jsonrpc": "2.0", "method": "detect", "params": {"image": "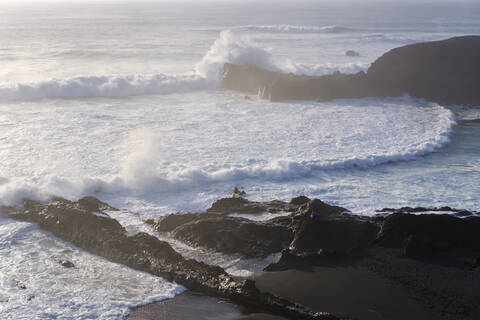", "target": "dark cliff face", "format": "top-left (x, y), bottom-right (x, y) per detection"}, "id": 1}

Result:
top-left (222, 63), bottom-right (371, 102)
top-left (222, 36), bottom-right (480, 106)
top-left (367, 36), bottom-right (480, 105)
